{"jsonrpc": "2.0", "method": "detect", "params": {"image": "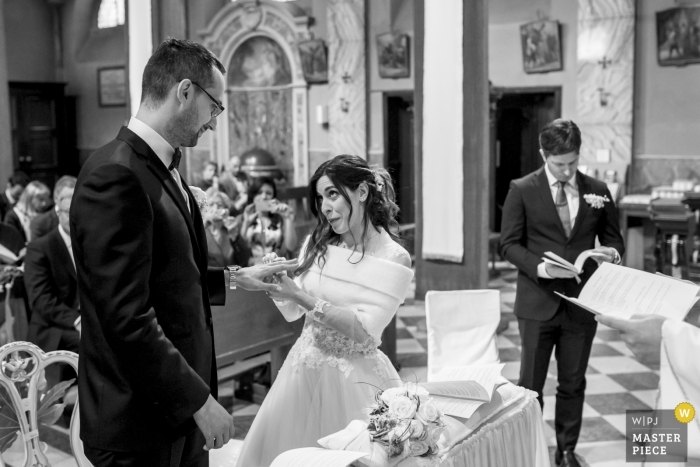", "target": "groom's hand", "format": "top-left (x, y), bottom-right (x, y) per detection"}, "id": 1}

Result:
top-left (544, 263), bottom-right (579, 279)
top-left (236, 259), bottom-right (297, 293)
top-left (193, 394), bottom-right (235, 450)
